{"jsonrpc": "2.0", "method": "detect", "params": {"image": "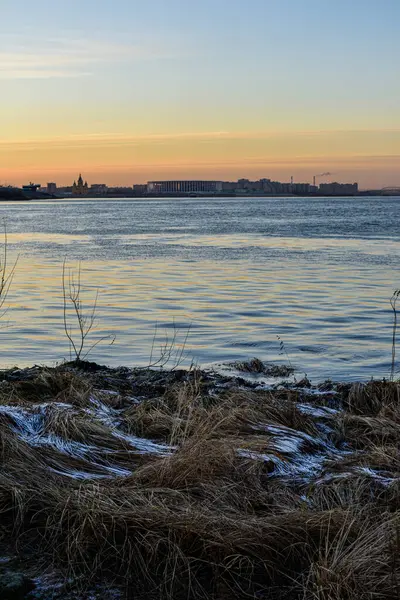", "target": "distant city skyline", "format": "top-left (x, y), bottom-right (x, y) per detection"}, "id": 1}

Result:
top-left (2, 168), bottom-right (394, 192)
top-left (0, 0), bottom-right (398, 188)
top-left (11, 175), bottom-right (367, 198)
